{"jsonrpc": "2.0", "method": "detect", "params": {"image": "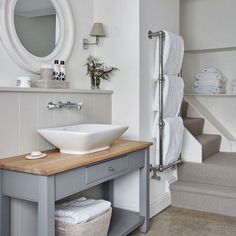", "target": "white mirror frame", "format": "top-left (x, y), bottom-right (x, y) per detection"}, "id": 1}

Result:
top-left (0, 0), bottom-right (74, 74)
